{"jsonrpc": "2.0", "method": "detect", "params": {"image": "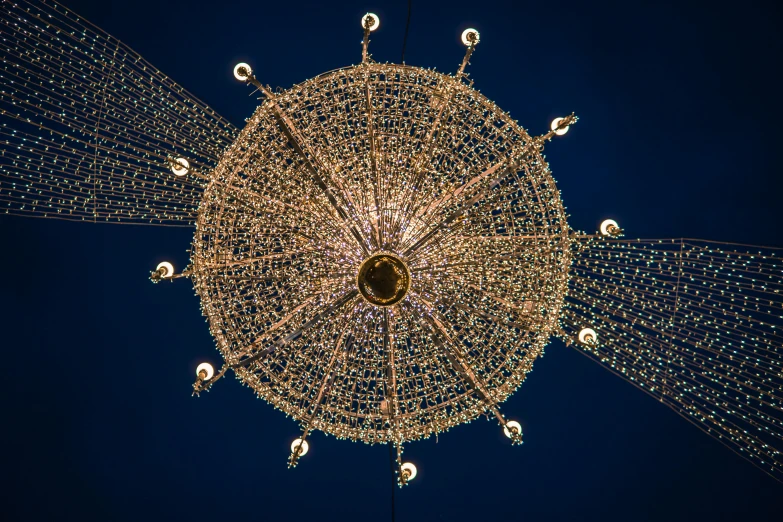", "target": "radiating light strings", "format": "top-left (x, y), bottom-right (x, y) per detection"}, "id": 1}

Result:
top-left (564, 238), bottom-right (783, 480)
top-left (0, 0), bottom-right (237, 225)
